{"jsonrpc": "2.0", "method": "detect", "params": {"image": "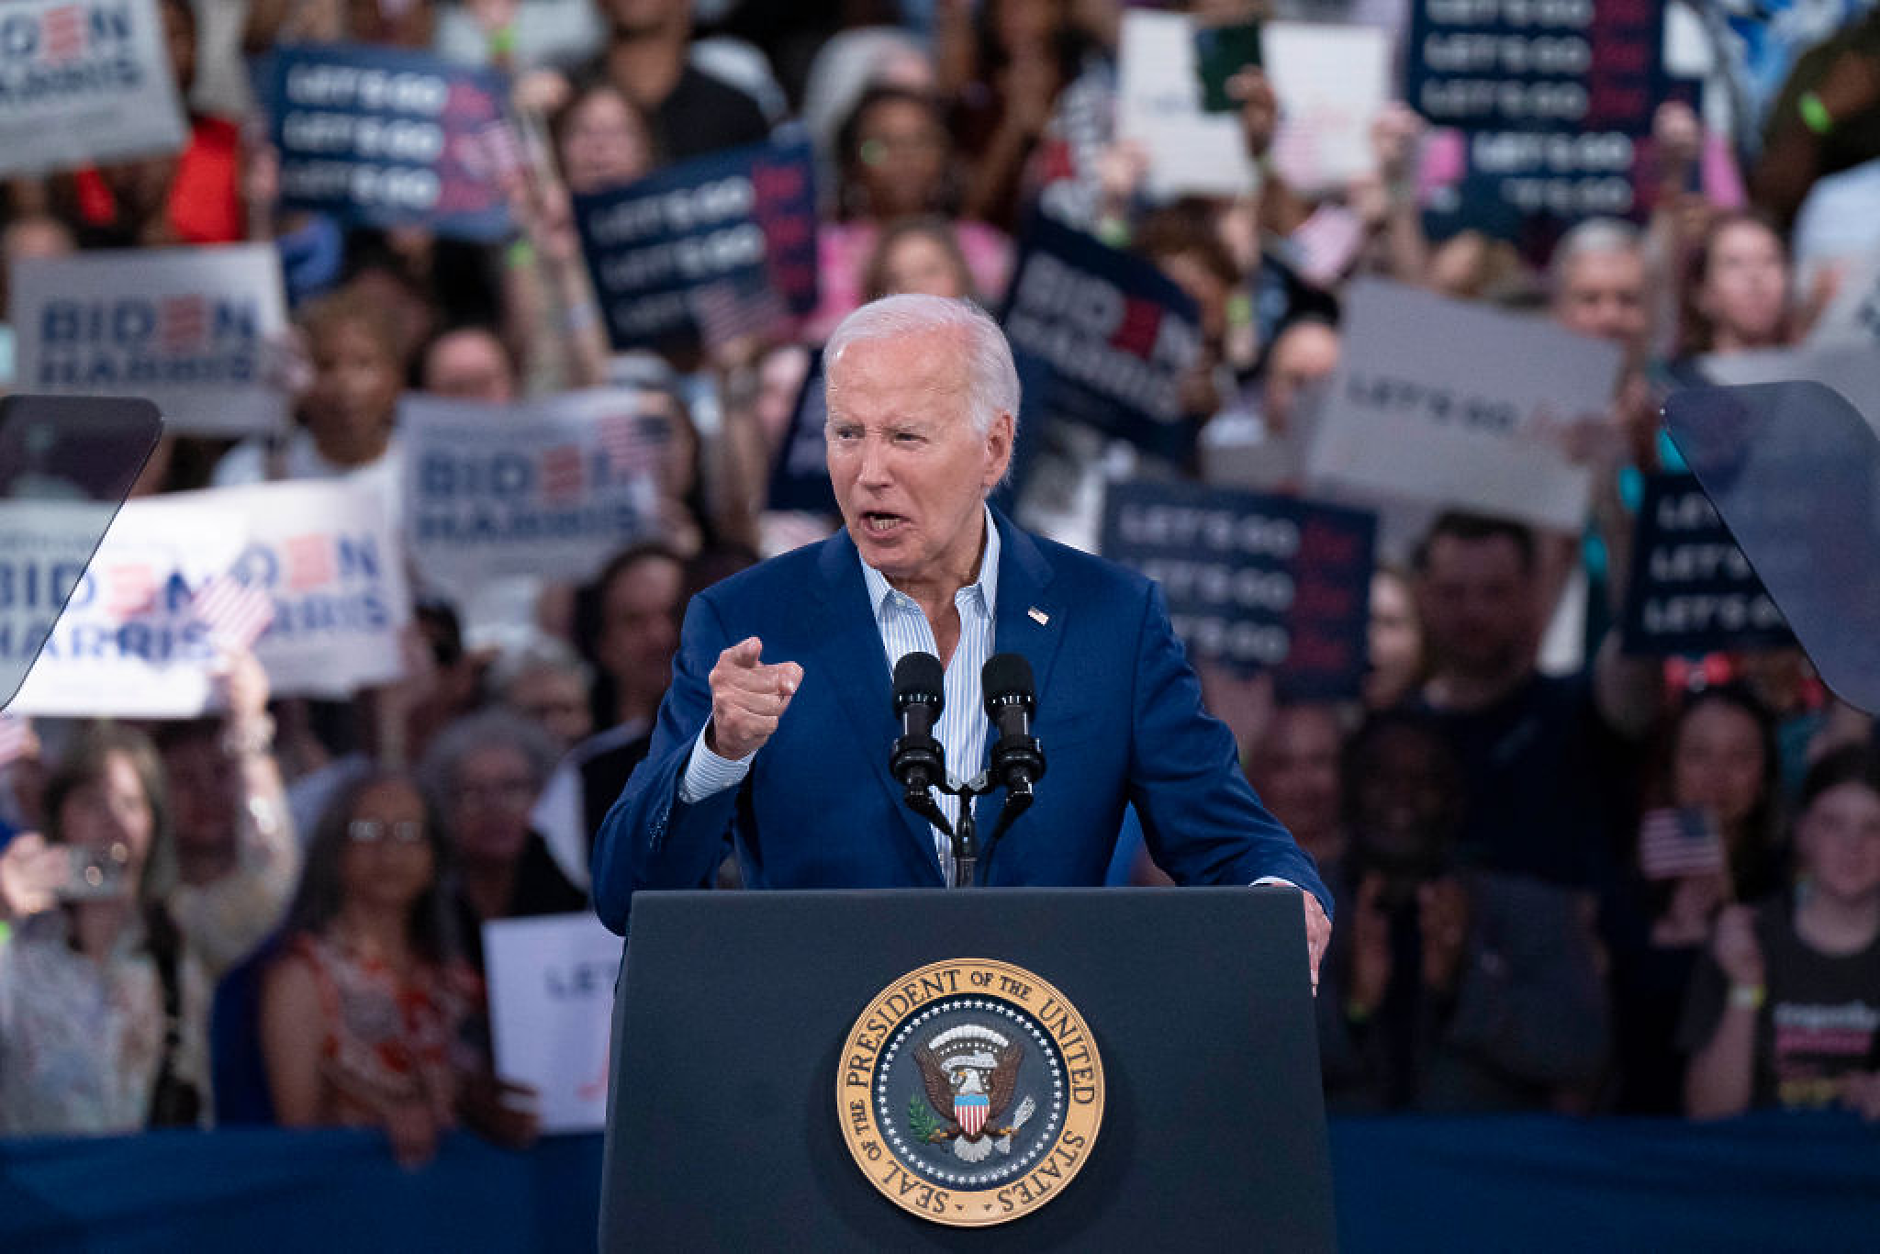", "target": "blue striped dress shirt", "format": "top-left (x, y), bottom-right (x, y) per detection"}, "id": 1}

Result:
top-left (679, 508), bottom-right (1001, 885)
